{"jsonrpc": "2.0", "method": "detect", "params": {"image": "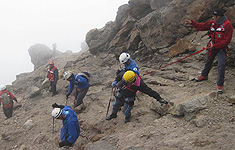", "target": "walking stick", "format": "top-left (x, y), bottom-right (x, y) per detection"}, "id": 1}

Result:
top-left (65, 98), bottom-right (68, 106)
top-left (52, 117), bottom-right (55, 133)
top-left (106, 87), bottom-right (114, 117)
